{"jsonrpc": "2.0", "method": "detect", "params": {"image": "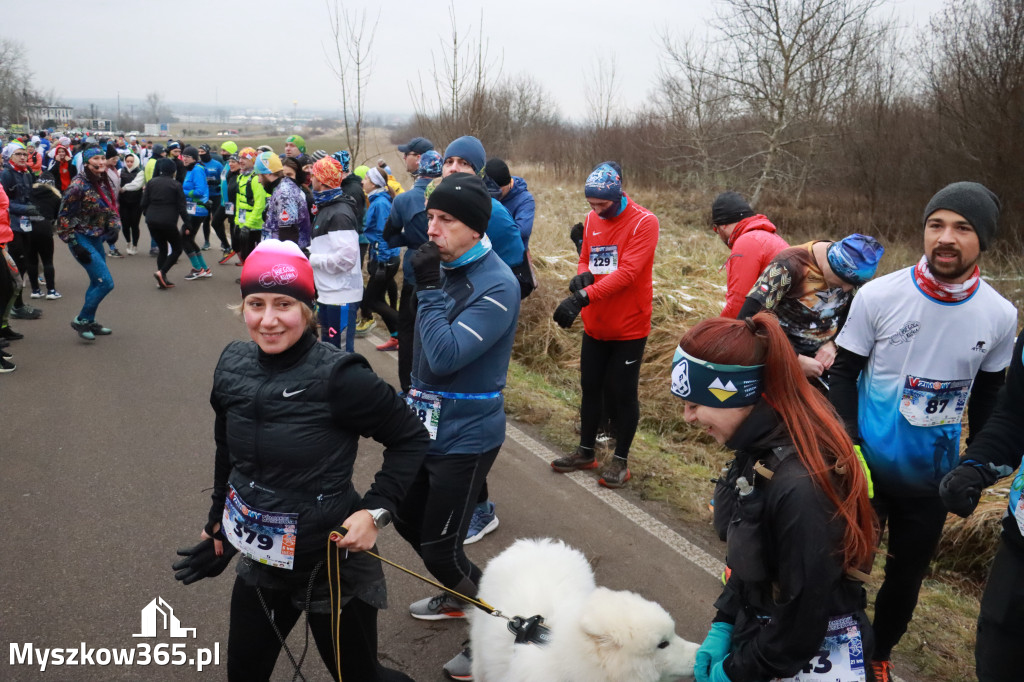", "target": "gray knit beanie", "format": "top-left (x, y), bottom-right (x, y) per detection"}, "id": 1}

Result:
top-left (923, 182), bottom-right (1001, 251)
